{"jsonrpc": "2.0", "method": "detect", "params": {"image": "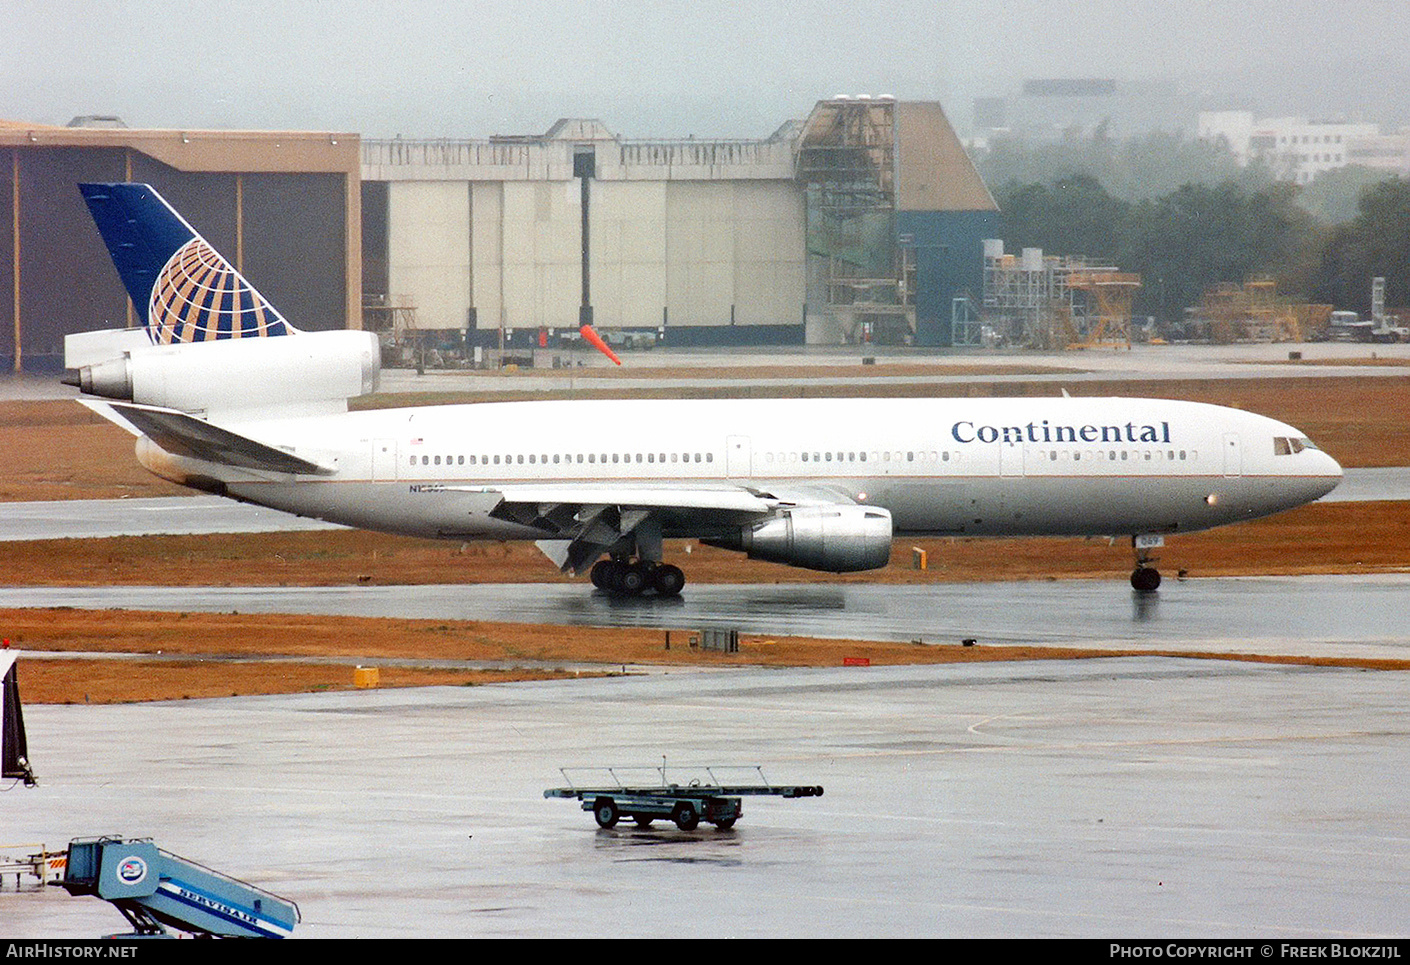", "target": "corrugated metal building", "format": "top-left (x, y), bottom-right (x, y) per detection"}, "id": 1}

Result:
top-left (364, 99), bottom-right (998, 349)
top-left (1, 119), bottom-right (360, 371)
top-left (2, 98), bottom-right (997, 369)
